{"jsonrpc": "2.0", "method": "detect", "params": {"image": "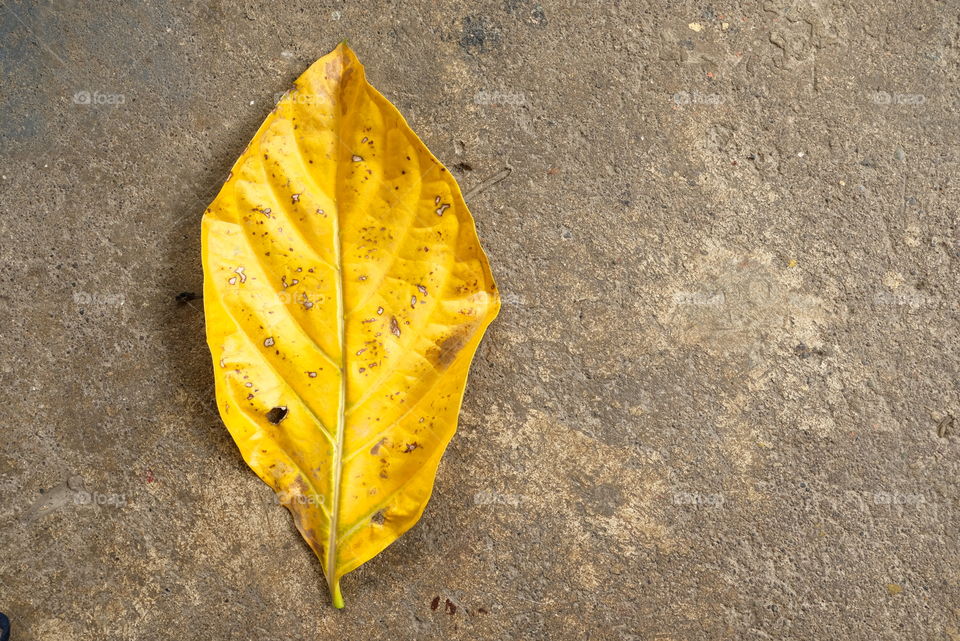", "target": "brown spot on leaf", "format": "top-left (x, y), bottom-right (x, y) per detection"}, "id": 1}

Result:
top-left (371, 510), bottom-right (385, 525)
top-left (324, 59), bottom-right (342, 83)
top-left (294, 475), bottom-right (309, 494)
top-left (404, 442), bottom-right (419, 453)
top-left (369, 439), bottom-right (387, 456)
top-left (390, 316), bottom-right (401, 337)
top-left (430, 326), bottom-right (476, 369)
